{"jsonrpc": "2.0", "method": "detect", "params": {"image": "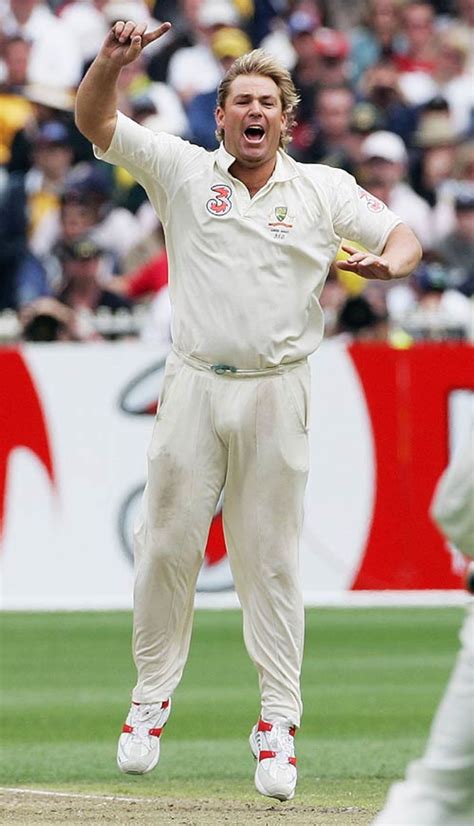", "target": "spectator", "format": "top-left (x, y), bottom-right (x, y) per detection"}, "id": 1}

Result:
top-left (28, 190), bottom-right (114, 301)
top-left (56, 237), bottom-right (132, 313)
top-left (358, 130), bottom-right (433, 249)
top-left (346, 101), bottom-right (385, 167)
top-left (358, 58), bottom-right (418, 144)
top-left (59, 0), bottom-right (109, 69)
top-left (257, 6), bottom-right (298, 71)
top-left (0, 0), bottom-right (83, 87)
top-left (19, 296), bottom-right (78, 341)
top-left (107, 248), bottom-right (168, 300)
top-left (400, 22), bottom-right (474, 131)
top-left (54, 194), bottom-right (102, 255)
top-left (288, 25), bottom-right (352, 120)
top-left (434, 183), bottom-right (474, 296)
top-left (147, 0), bottom-right (206, 83)
top-left (250, 0), bottom-right (292, 47)
top-left (287, 8), bottom-right (321, 126)
top-left (166, 0), bottom-right (240, 103)
top-left (403, 260), bottom-right (472, 339)
top-left (8, 83), bottom-right (91, 174)
top-left (19, 236), bottom-right (135, 341)
top-left (412, 111), bottom-right (459, 196)
top-left (431, 24), bottom-right (473, 135)
top-left (292, 85), bottom-right (356, 170)
top-left (429, 136), bottom-right (474, 236)
top-left (336, 293), bottom-right (390, 341)
top-left (0, 36), bottom-right (33, 165)
top-left (394, 1), bottom-right (438, 77)
top-left (312, 27), bottom-right (350, 87)
top-left (187, 25), bottom-right (252, 149)
top-left (13, 120), bottom-right (74, 238)
top-left (115, 53), bottom-right (188, 137)
top-left (31, 162), bottom-right (146, 271)
top-left (350, 0), bottom-right (402, 86)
